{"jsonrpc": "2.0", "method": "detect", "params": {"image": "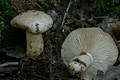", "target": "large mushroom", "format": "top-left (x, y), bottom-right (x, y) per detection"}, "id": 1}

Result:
top-left (11, 10), bottom-right (53, 57)
top-left (61, 28), bottom-right (118, 80)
